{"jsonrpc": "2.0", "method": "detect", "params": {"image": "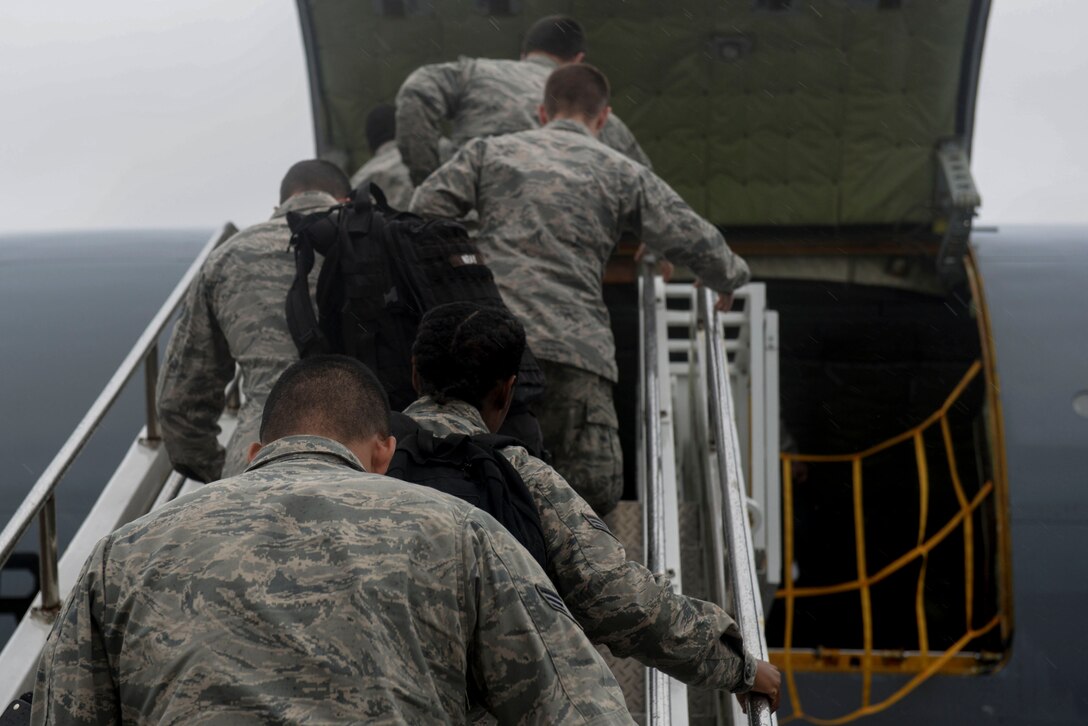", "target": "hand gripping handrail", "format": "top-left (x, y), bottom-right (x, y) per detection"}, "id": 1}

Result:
top-left (640, 264), bottom-right (672, 725)
top-left (700, 288), bottom-right (777, 726)
top-left (0, 223), bottom-right (237, 613)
